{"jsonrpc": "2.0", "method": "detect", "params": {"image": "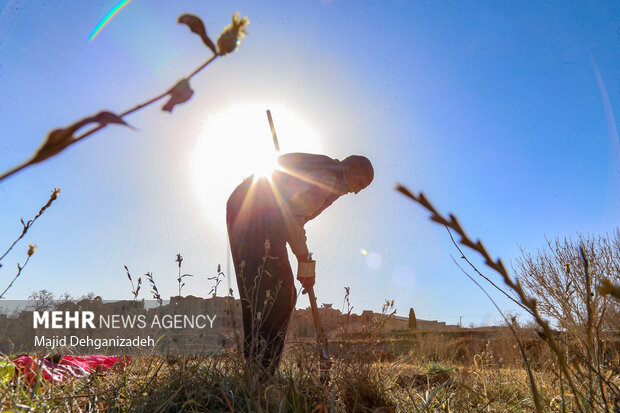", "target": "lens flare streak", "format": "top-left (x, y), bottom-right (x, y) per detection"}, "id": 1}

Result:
top-left (88, 0), bottom-right (133, 43)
